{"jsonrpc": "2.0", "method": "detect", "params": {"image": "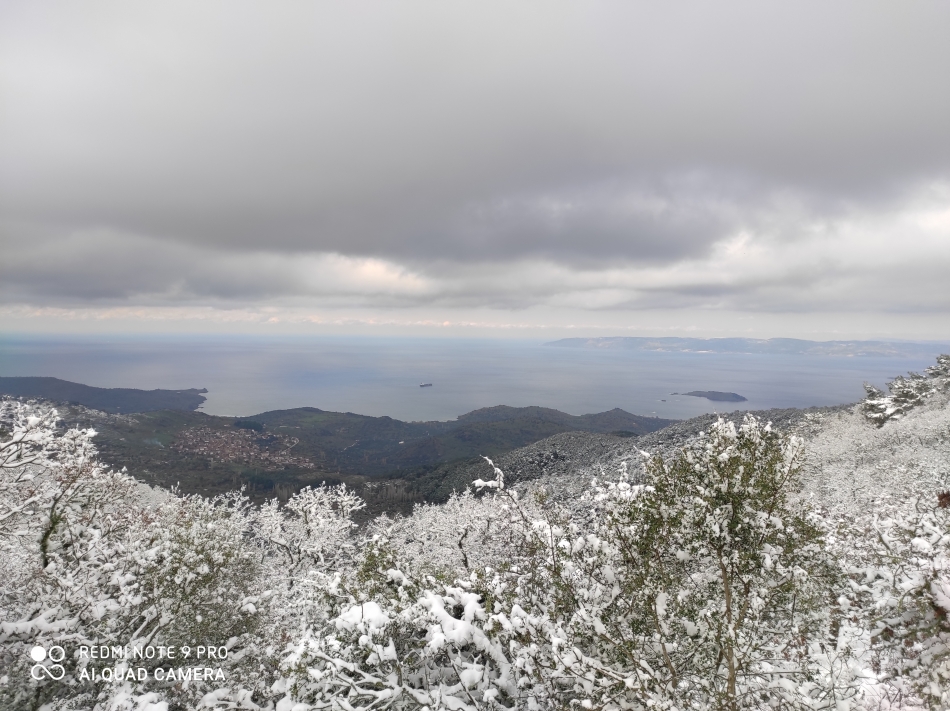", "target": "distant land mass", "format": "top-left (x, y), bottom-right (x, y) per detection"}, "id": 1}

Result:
top-left (676, 391), bottom-right (748, 402)
top-left (19, 391), bottom-right (675, 516)
top-left (453, 405), bottom-right (668, 432)
top-left (545, 337), bottom-right (948, 358)
top-left (0, 377), bottom-right (207, 414)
